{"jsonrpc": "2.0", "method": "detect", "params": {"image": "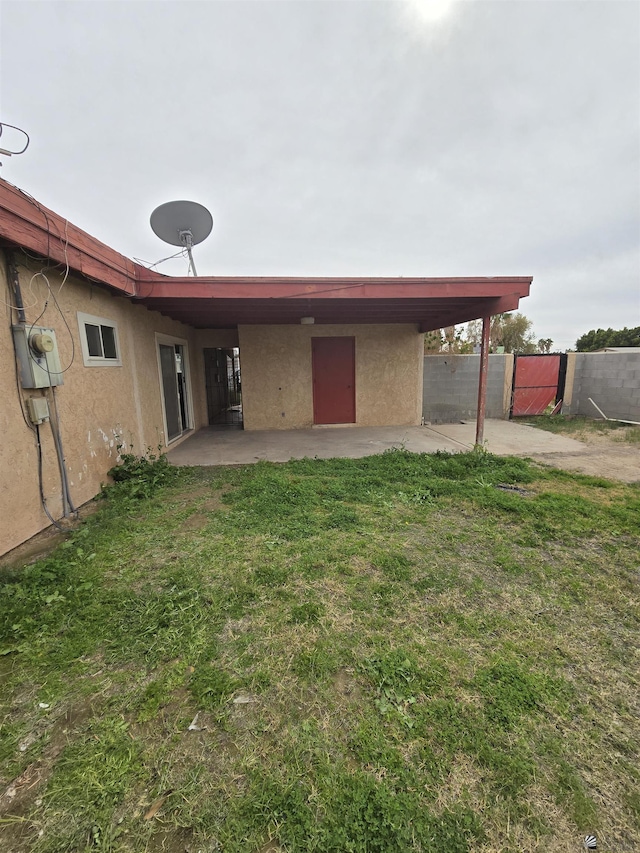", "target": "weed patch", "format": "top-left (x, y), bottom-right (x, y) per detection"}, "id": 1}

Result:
top-left (105, 444), bottom-right (177, 500)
